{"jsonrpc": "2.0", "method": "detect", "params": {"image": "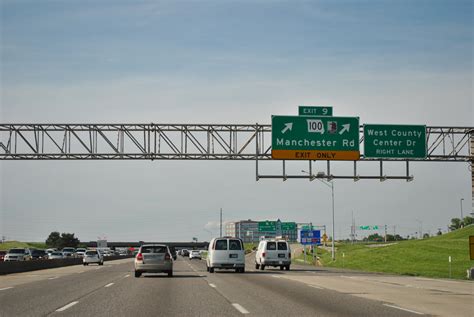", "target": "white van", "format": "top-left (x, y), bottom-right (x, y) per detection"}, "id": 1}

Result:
top-left (255, 239), bottom-right (291, 271)
top-left (207, 237), bottom-right (245, 273)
